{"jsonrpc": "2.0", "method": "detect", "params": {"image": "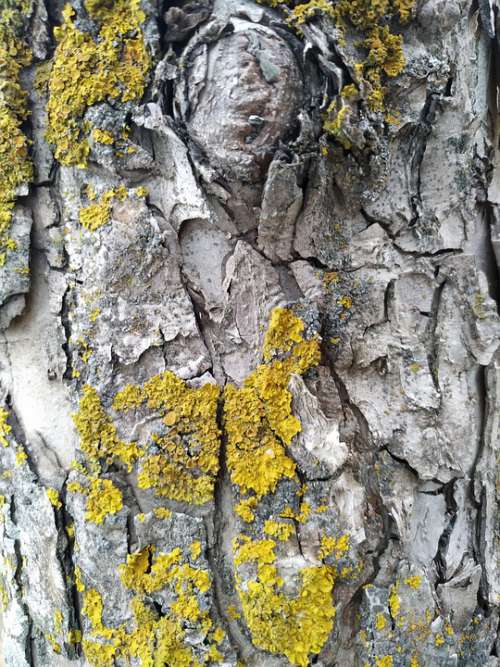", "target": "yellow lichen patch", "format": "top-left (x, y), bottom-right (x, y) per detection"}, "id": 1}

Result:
top-left (235, 496), bottom-right (258, 523)
top-left (79, 185), bottom-right (128, 232)
top-left (133, 373), bottom-right (221, 505)
top-left (15, 447), bottom-right (27, 466)
top-left (375, 657), bottom-right (393, 667)
top-left (74, 566), bottom-right (85, 593)
top-left (227, 604), bottom-right (241, 620)
top-left (404, 575), bottom-right (422, 589)
top-left (45, 633), bottom-right (62, 654)
top-left (89, 307), bottom-right (101, 322)
top-left (72, 384), bottom-right (142, 472)
top-left (375, 612), bottom-right (387, 631)
top-left (46, 2), bottom-right (152, 167)
top-left (319, 533), bottom-right (350, 560)
top-left (84, 478), bottom-right (123, 525)
top-left (47, 488), bottom-right (62, 510)
top-left (0, 408), bottom-right (11, 447)
top-left (84, 545), bottom-right (219, 667)
top-left (262, 307), bottom-right (305, 361)
top-left (288, 0), bottom-right (337, 26)
top-left (153, 506), bottom-right (172, 520)
top-left (388, 581), bottom-right (401, 619)
top-left (112, 383), bottom-right (144, 412)
top-left (224, 307), bottom-right (320, 503)
top-left (0, 2), bottom-right (33, 267)
top-left (92, 128), bottom-right (114, 145)
top-left (54, 609), bottom-right (63, 634)
top-left (190, 541), bottom-right (202, 561)
top-left (263, 519), bottom-right (295, 541)
top-left (233, 536), bottom-right (336, 667)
